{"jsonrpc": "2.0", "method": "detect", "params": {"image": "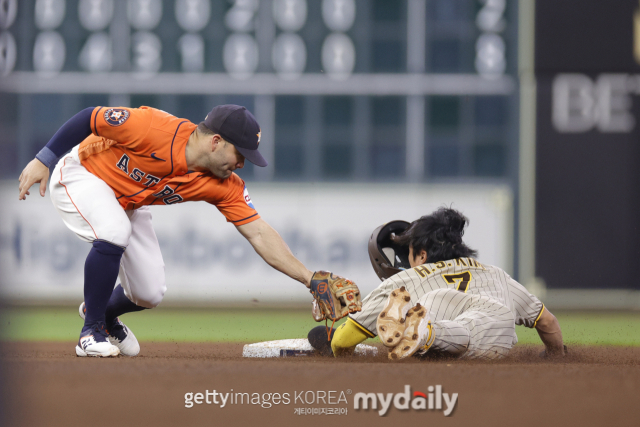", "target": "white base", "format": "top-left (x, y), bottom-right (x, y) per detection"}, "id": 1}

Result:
top-left (242, 338), bottom-right (378, 358)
